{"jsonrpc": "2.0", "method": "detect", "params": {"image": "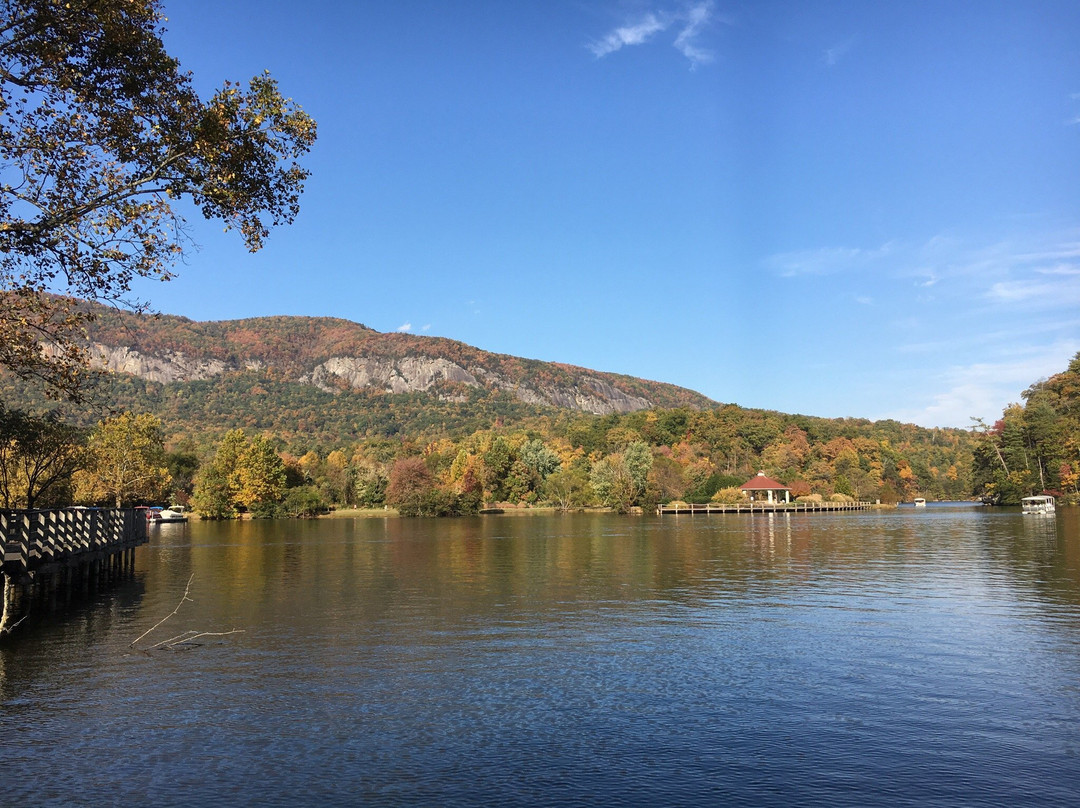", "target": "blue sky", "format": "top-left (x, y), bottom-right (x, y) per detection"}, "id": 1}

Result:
top-left (141, 0), bottom-right (1080, 428)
